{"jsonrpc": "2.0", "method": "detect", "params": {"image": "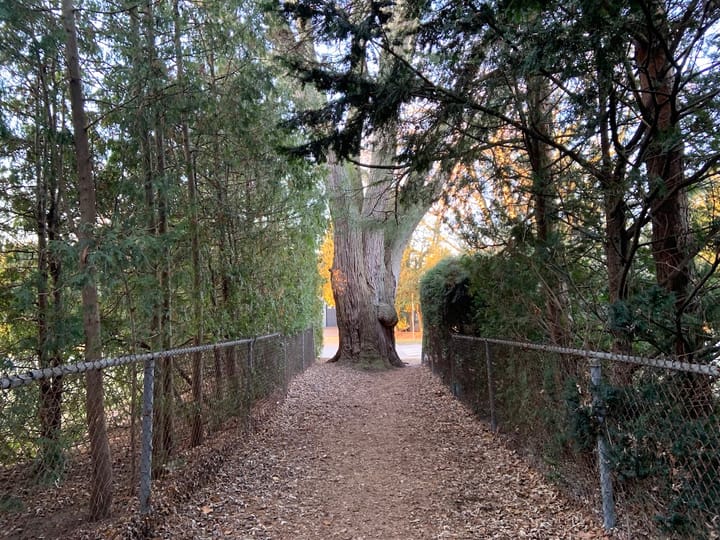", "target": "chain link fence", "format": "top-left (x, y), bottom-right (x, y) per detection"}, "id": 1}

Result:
top-left (0, 328), bottom-right (315, 539)
top-left (425, 334), bottom-right (720, 538)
